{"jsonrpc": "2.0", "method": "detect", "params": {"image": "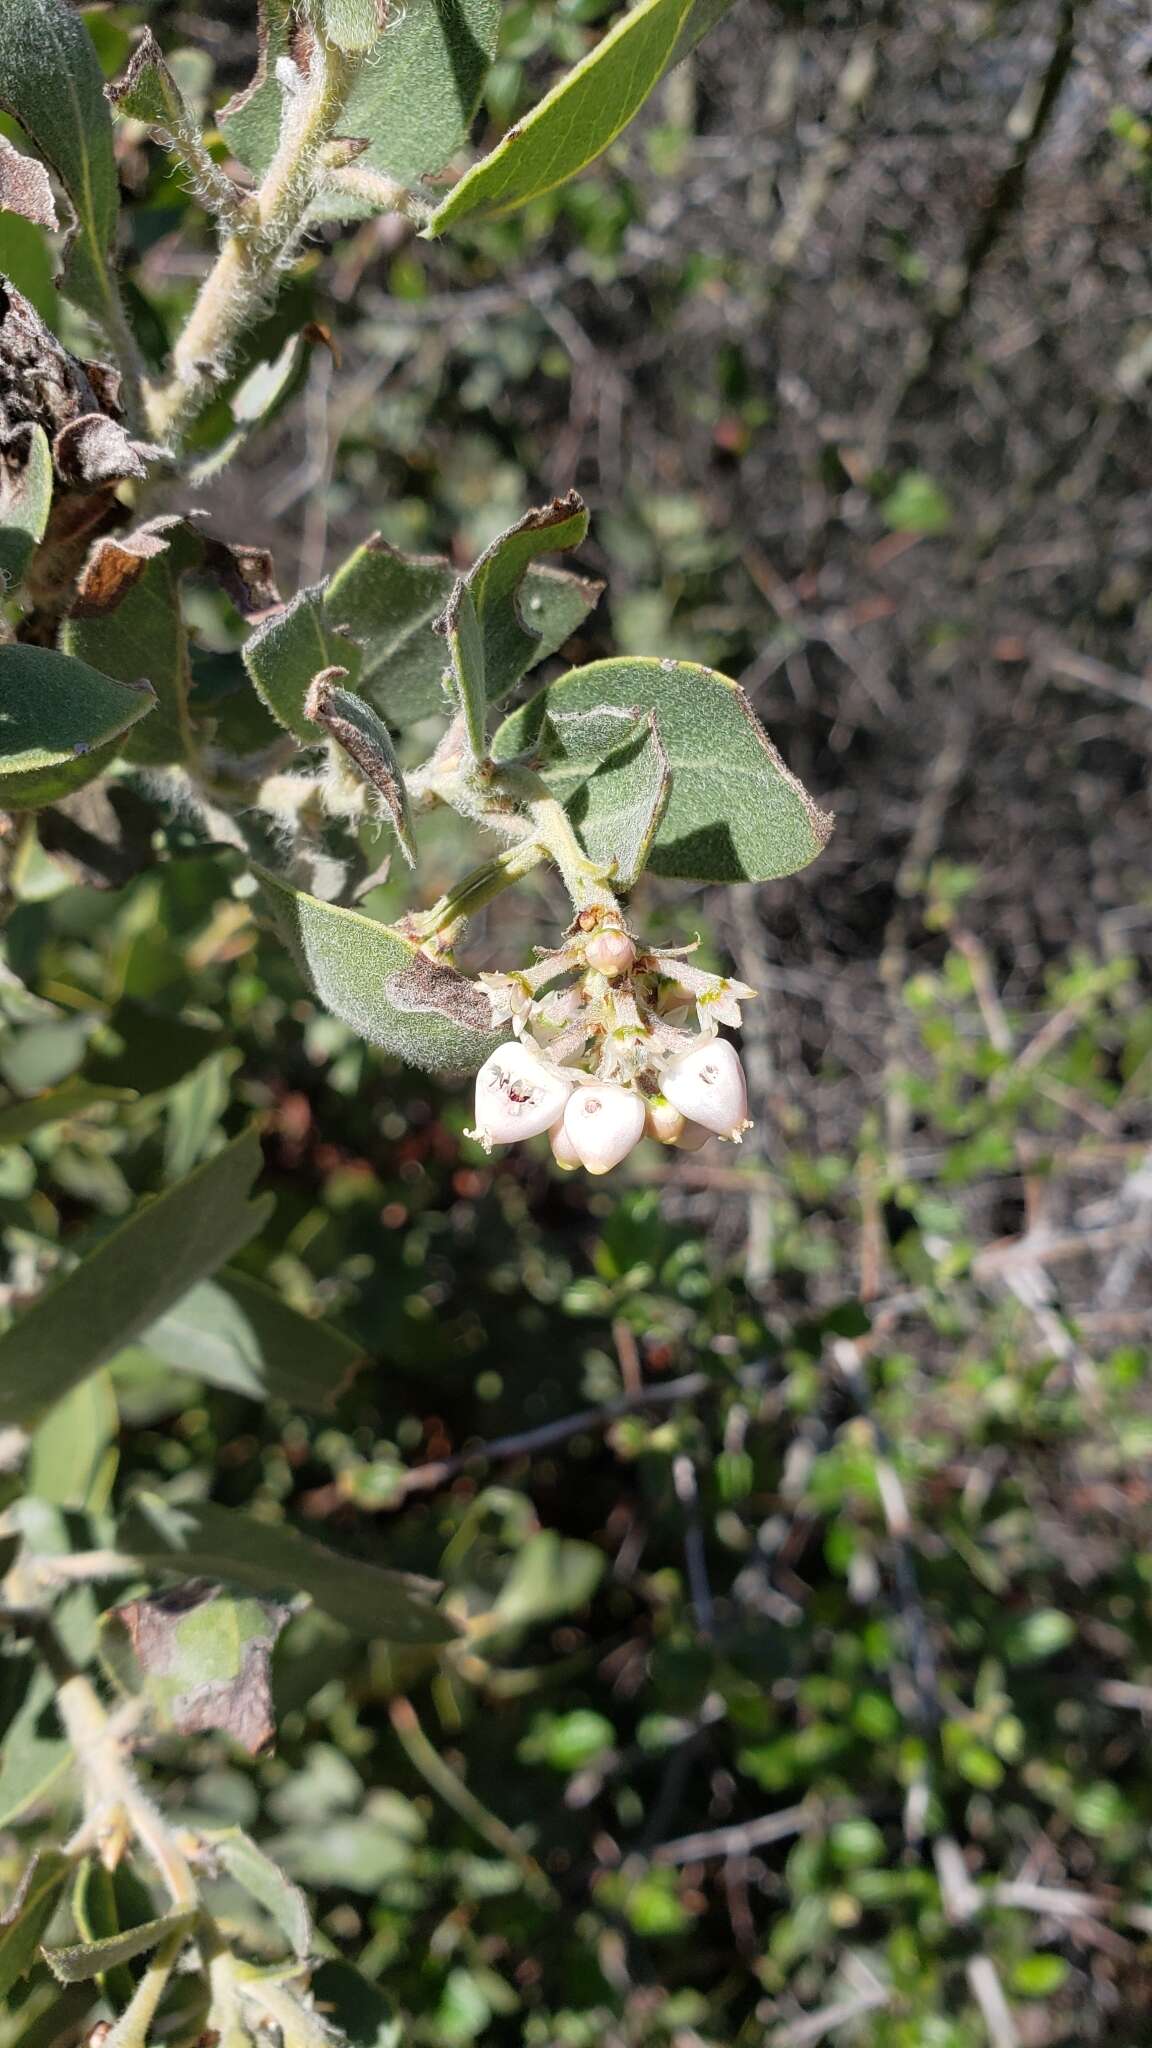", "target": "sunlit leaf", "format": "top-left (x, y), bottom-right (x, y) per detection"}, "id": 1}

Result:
top-left (114, 1494), bottom-right (456, 1646)
top-left (137, 1267), bottom-right (365, 1413)
top-left (0, 1127), bottom-right (271, 1427)
top-left (494, 657), bottom-right (833, 882)
top-left (0, 646), bottom-right (156, 810)
top-left (256, 867), bottom-right (501, 1075)
top-left (0, 0), bottom-right (121, 326)
top-left (428, 0), bottom-right (724, 232)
